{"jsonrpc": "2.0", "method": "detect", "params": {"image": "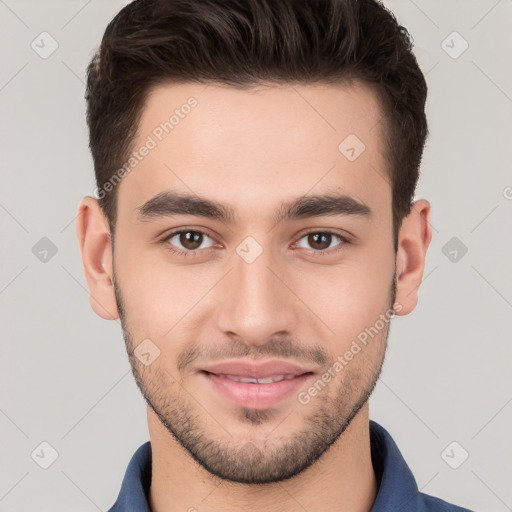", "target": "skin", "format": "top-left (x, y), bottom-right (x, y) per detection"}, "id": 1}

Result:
top-left (77, 81), bottom-right (431, 512)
